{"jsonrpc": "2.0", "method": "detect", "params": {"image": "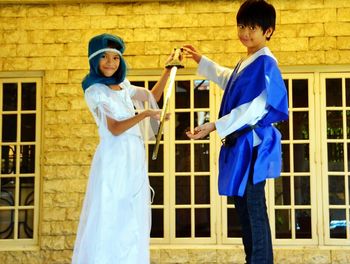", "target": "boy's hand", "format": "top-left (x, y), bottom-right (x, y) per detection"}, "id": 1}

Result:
top-left (182, 44), bottom-right (202, 64)
top-left (186, 122), bottom-right (215, 139)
